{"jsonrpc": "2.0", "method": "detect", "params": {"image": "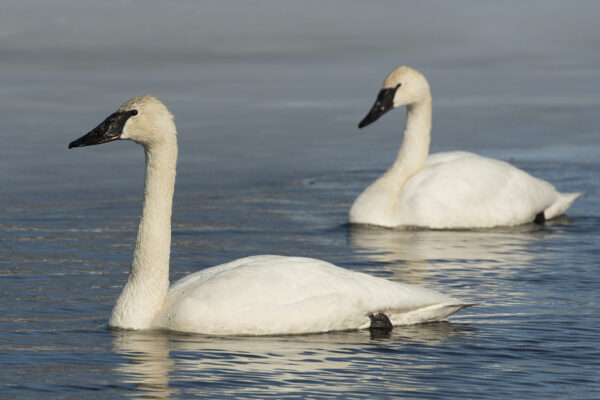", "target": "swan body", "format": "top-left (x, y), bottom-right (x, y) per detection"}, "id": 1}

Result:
top-left (69, 95), bottom-right (470, 335)
top-left (352, 66), bottom-right (581, 229)
top-left (154, 254), bottom-right (465, 335)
